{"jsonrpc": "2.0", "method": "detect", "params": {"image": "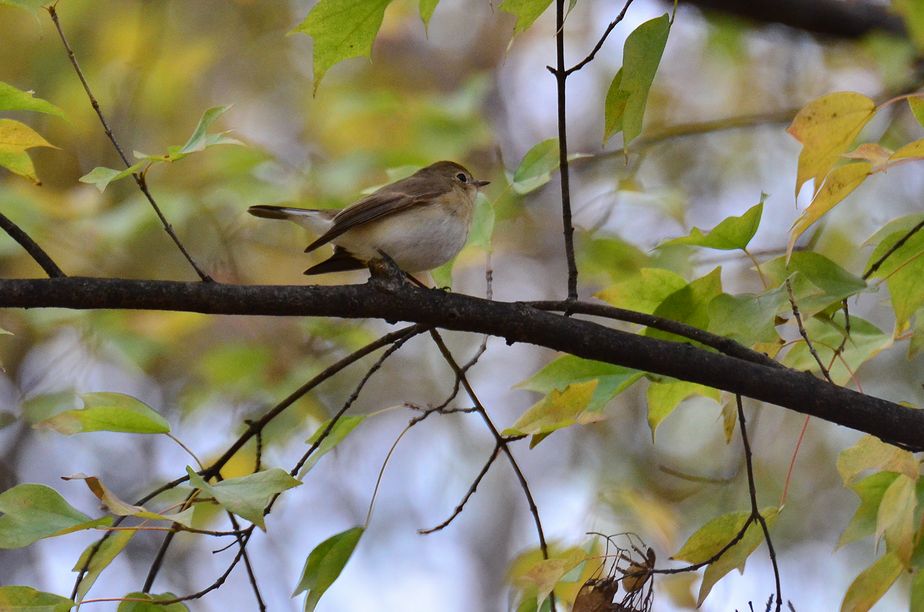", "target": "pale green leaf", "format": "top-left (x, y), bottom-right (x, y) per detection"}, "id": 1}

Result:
top-left (763, 252), bottom-right (867, 318)
top-left (300, 415), bottom-right (366, 477)
top-left (0, 483), bottom-right (110, 549)
top-left (186, 467), bottom-right (301, 529)
top-left (836, 435), bottom-right (918, 485)
top-left (500, 0), bottom-right (553, 35)
top-left (839, 472), bottom-right (900, 548)
top-left (73, 530), bottom-right (135, 602)
top-left (707, 286), bottom-right (787, 349)
top-left (511, 138), bottom-right (559, 195)
top-left (293, 527), bottom-right (363, 612)
top-left (293, 0), bottom-right (393, 93)
top-left (866, 227), bottom-right (924, 330)
top-left (0, 82), bottom-right (65, 118)
top-left (0, 0), bottom-right (49, 15)
top-left (0, 586), bottom-right (73, 612)
top-left (783, 314), bottom-right (891, 385)
top-left (659, 200), bottom-right (763, 251)
top-left (603, 14), bottom-right (671, 145)
top-left (78, 163), bottom-right (144, 193)
top-left (36, 392), bottom-right (170, 435)
top-left (840, 552), bottom-right (903, 612)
